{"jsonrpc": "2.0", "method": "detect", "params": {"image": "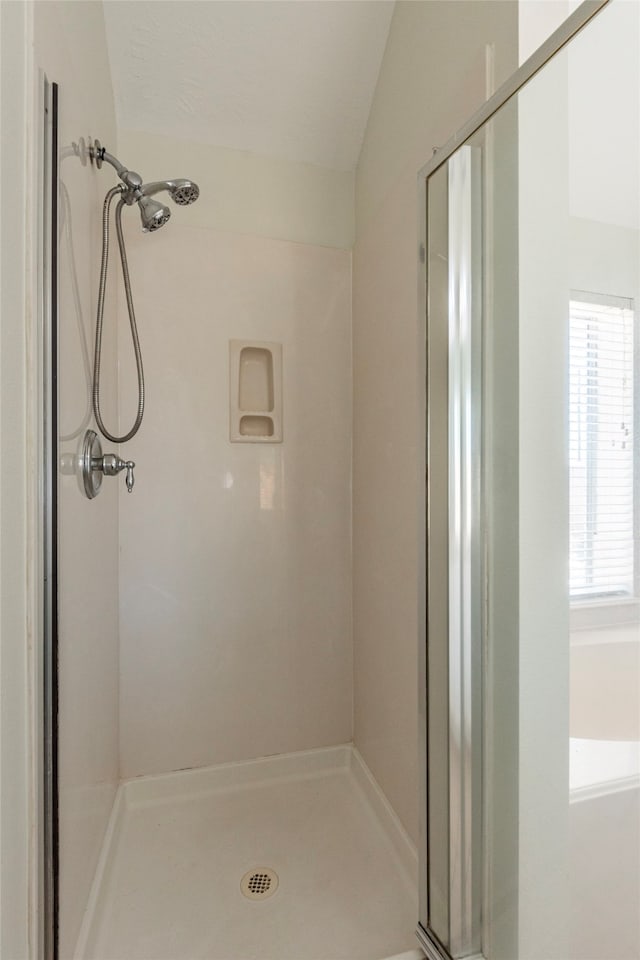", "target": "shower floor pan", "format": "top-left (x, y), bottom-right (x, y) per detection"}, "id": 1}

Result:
top-left (75, 745), bottom-right (420, 960)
